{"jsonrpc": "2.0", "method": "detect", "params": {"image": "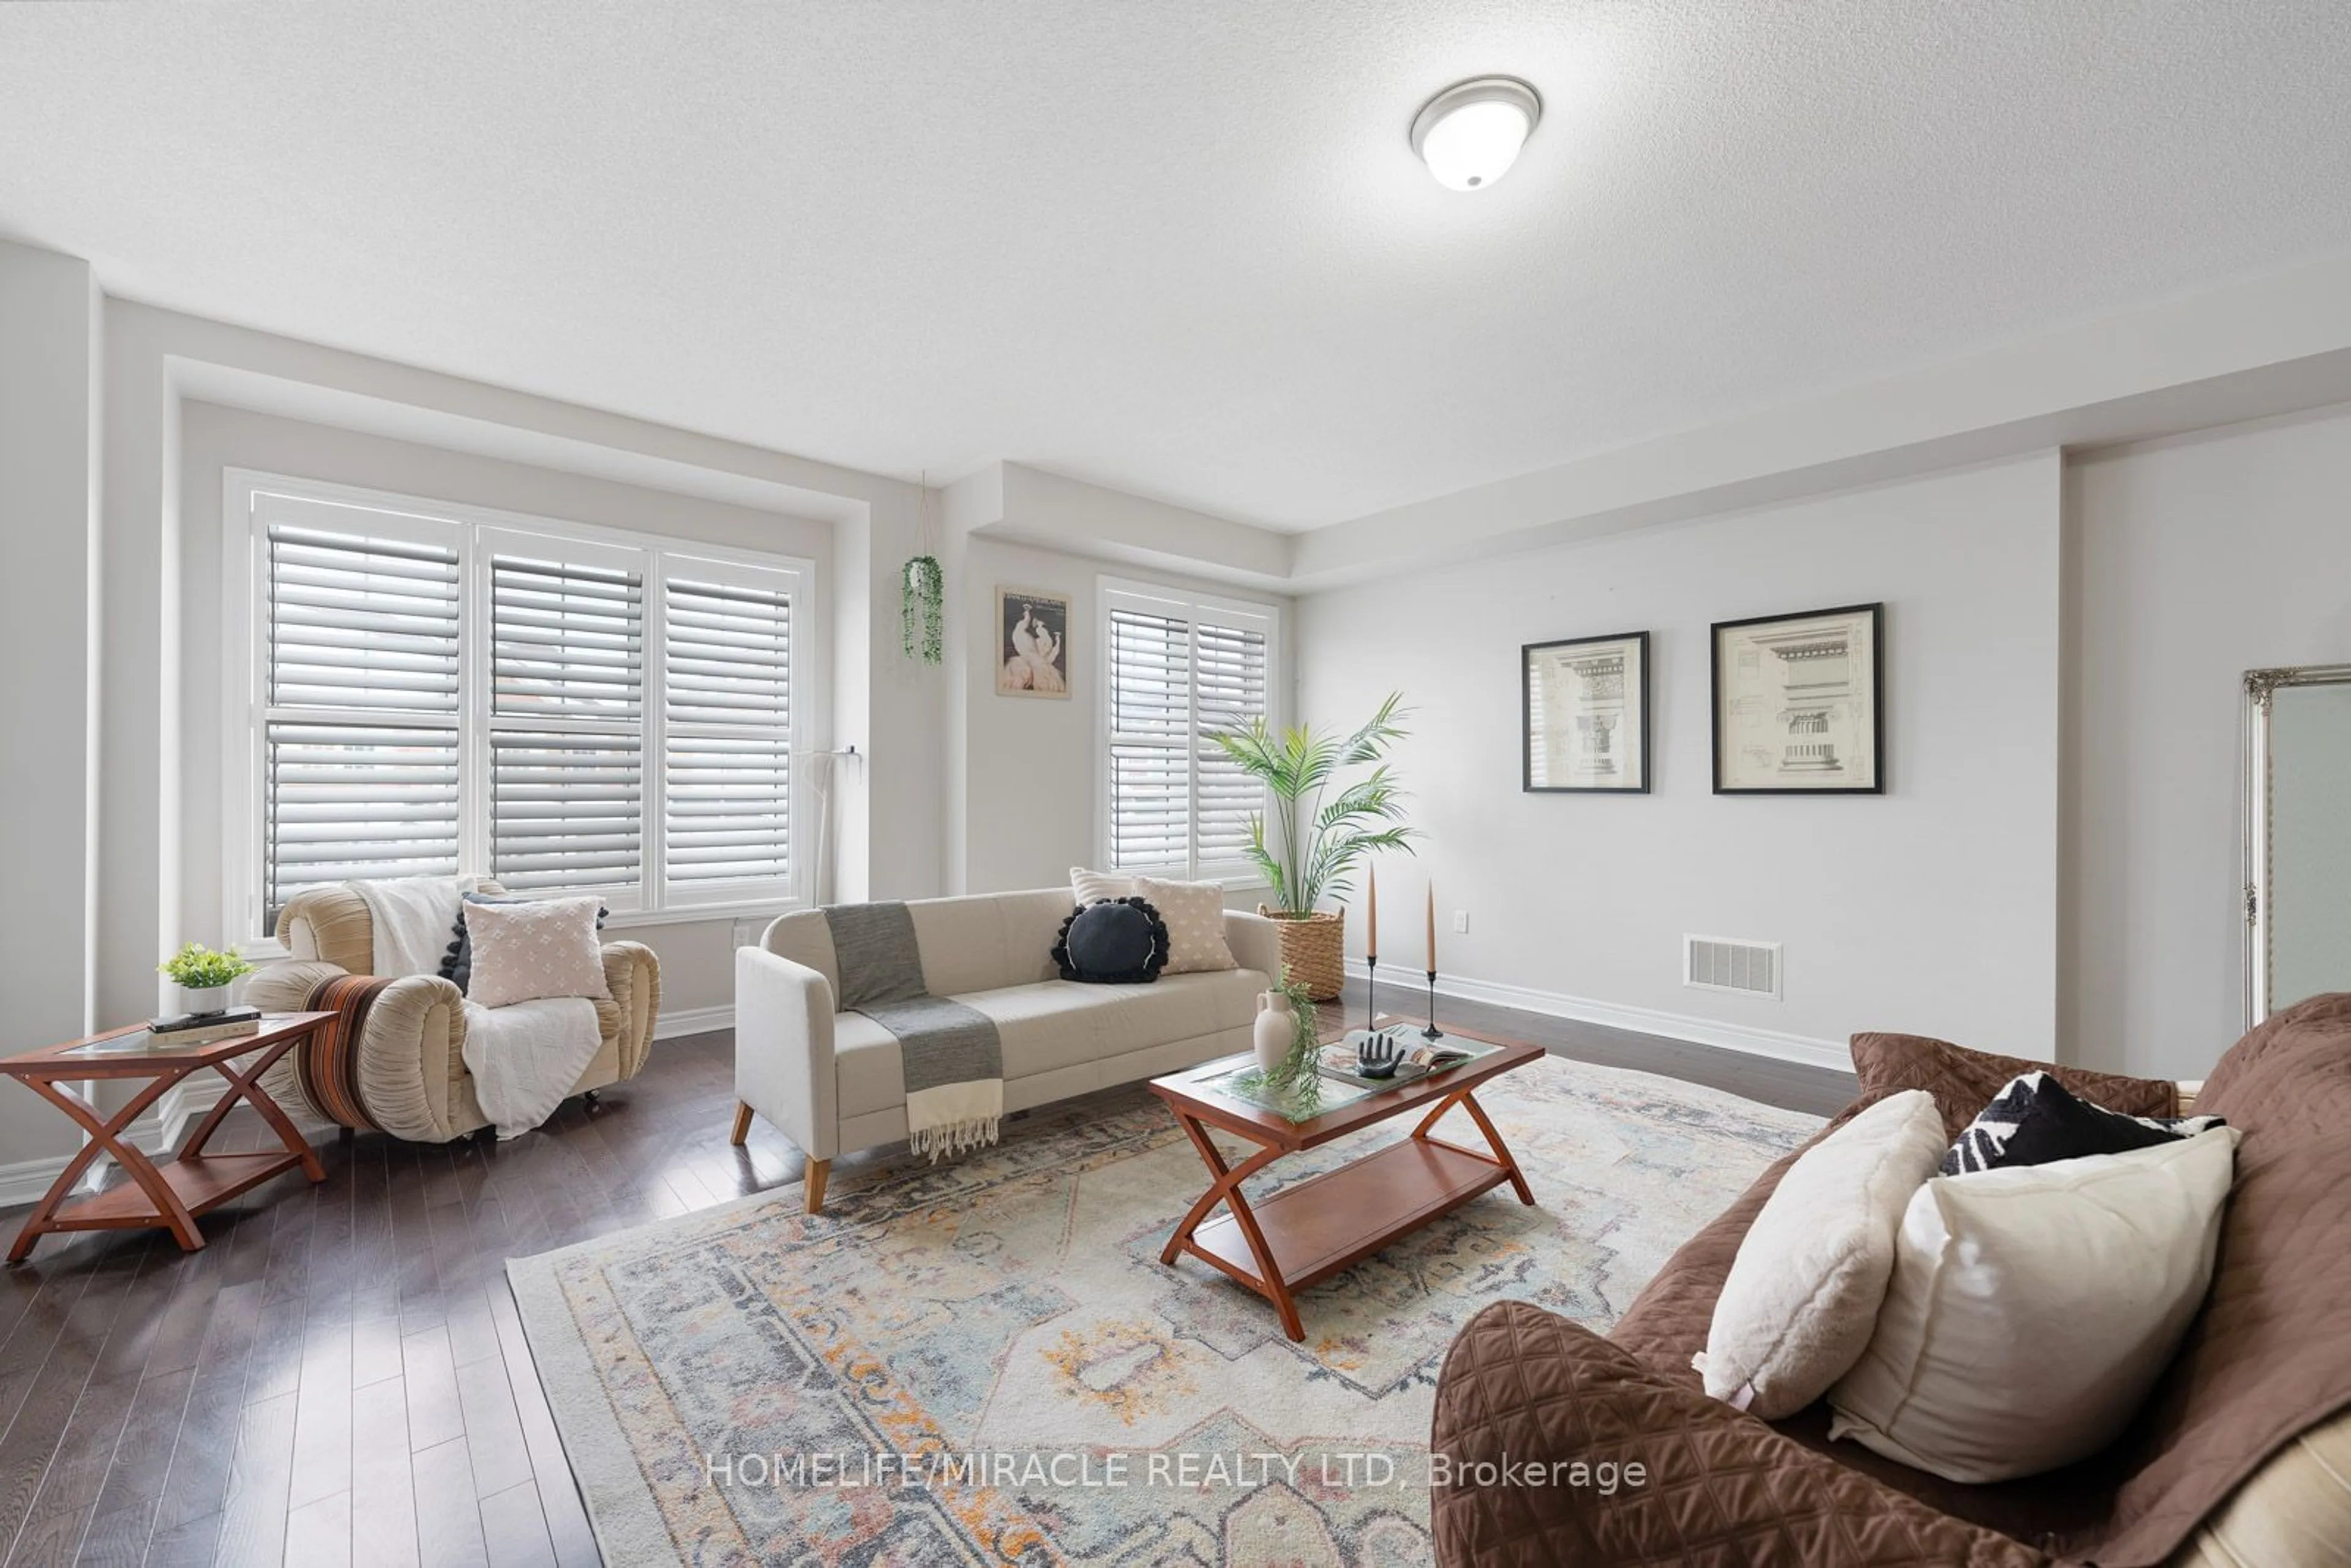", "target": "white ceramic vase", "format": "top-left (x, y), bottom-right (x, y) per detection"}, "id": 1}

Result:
top-left (180, 984), bottom-right (231, 1017)
top-left (1253, 990), bottom-right (1295, 1073)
